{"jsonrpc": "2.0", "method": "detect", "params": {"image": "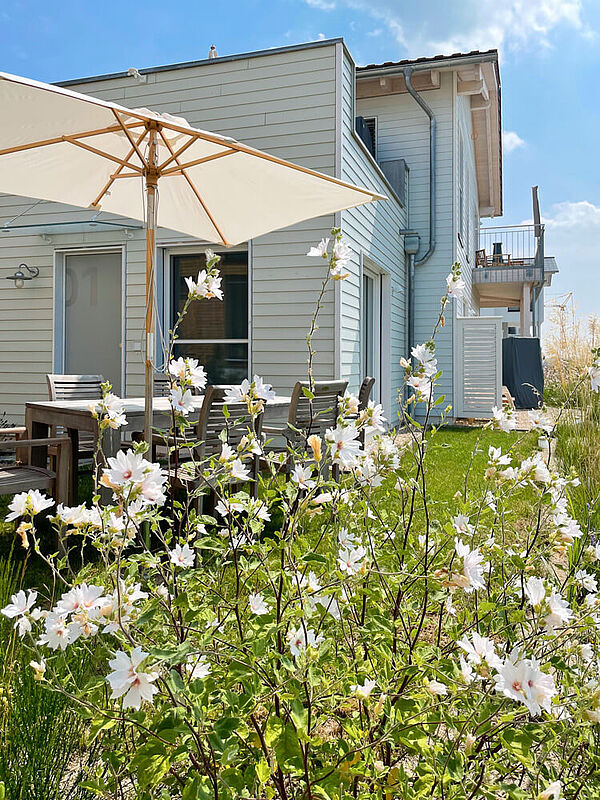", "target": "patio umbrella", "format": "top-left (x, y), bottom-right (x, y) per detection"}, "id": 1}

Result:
top-left (0, 70), bottom-right (384, 443)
